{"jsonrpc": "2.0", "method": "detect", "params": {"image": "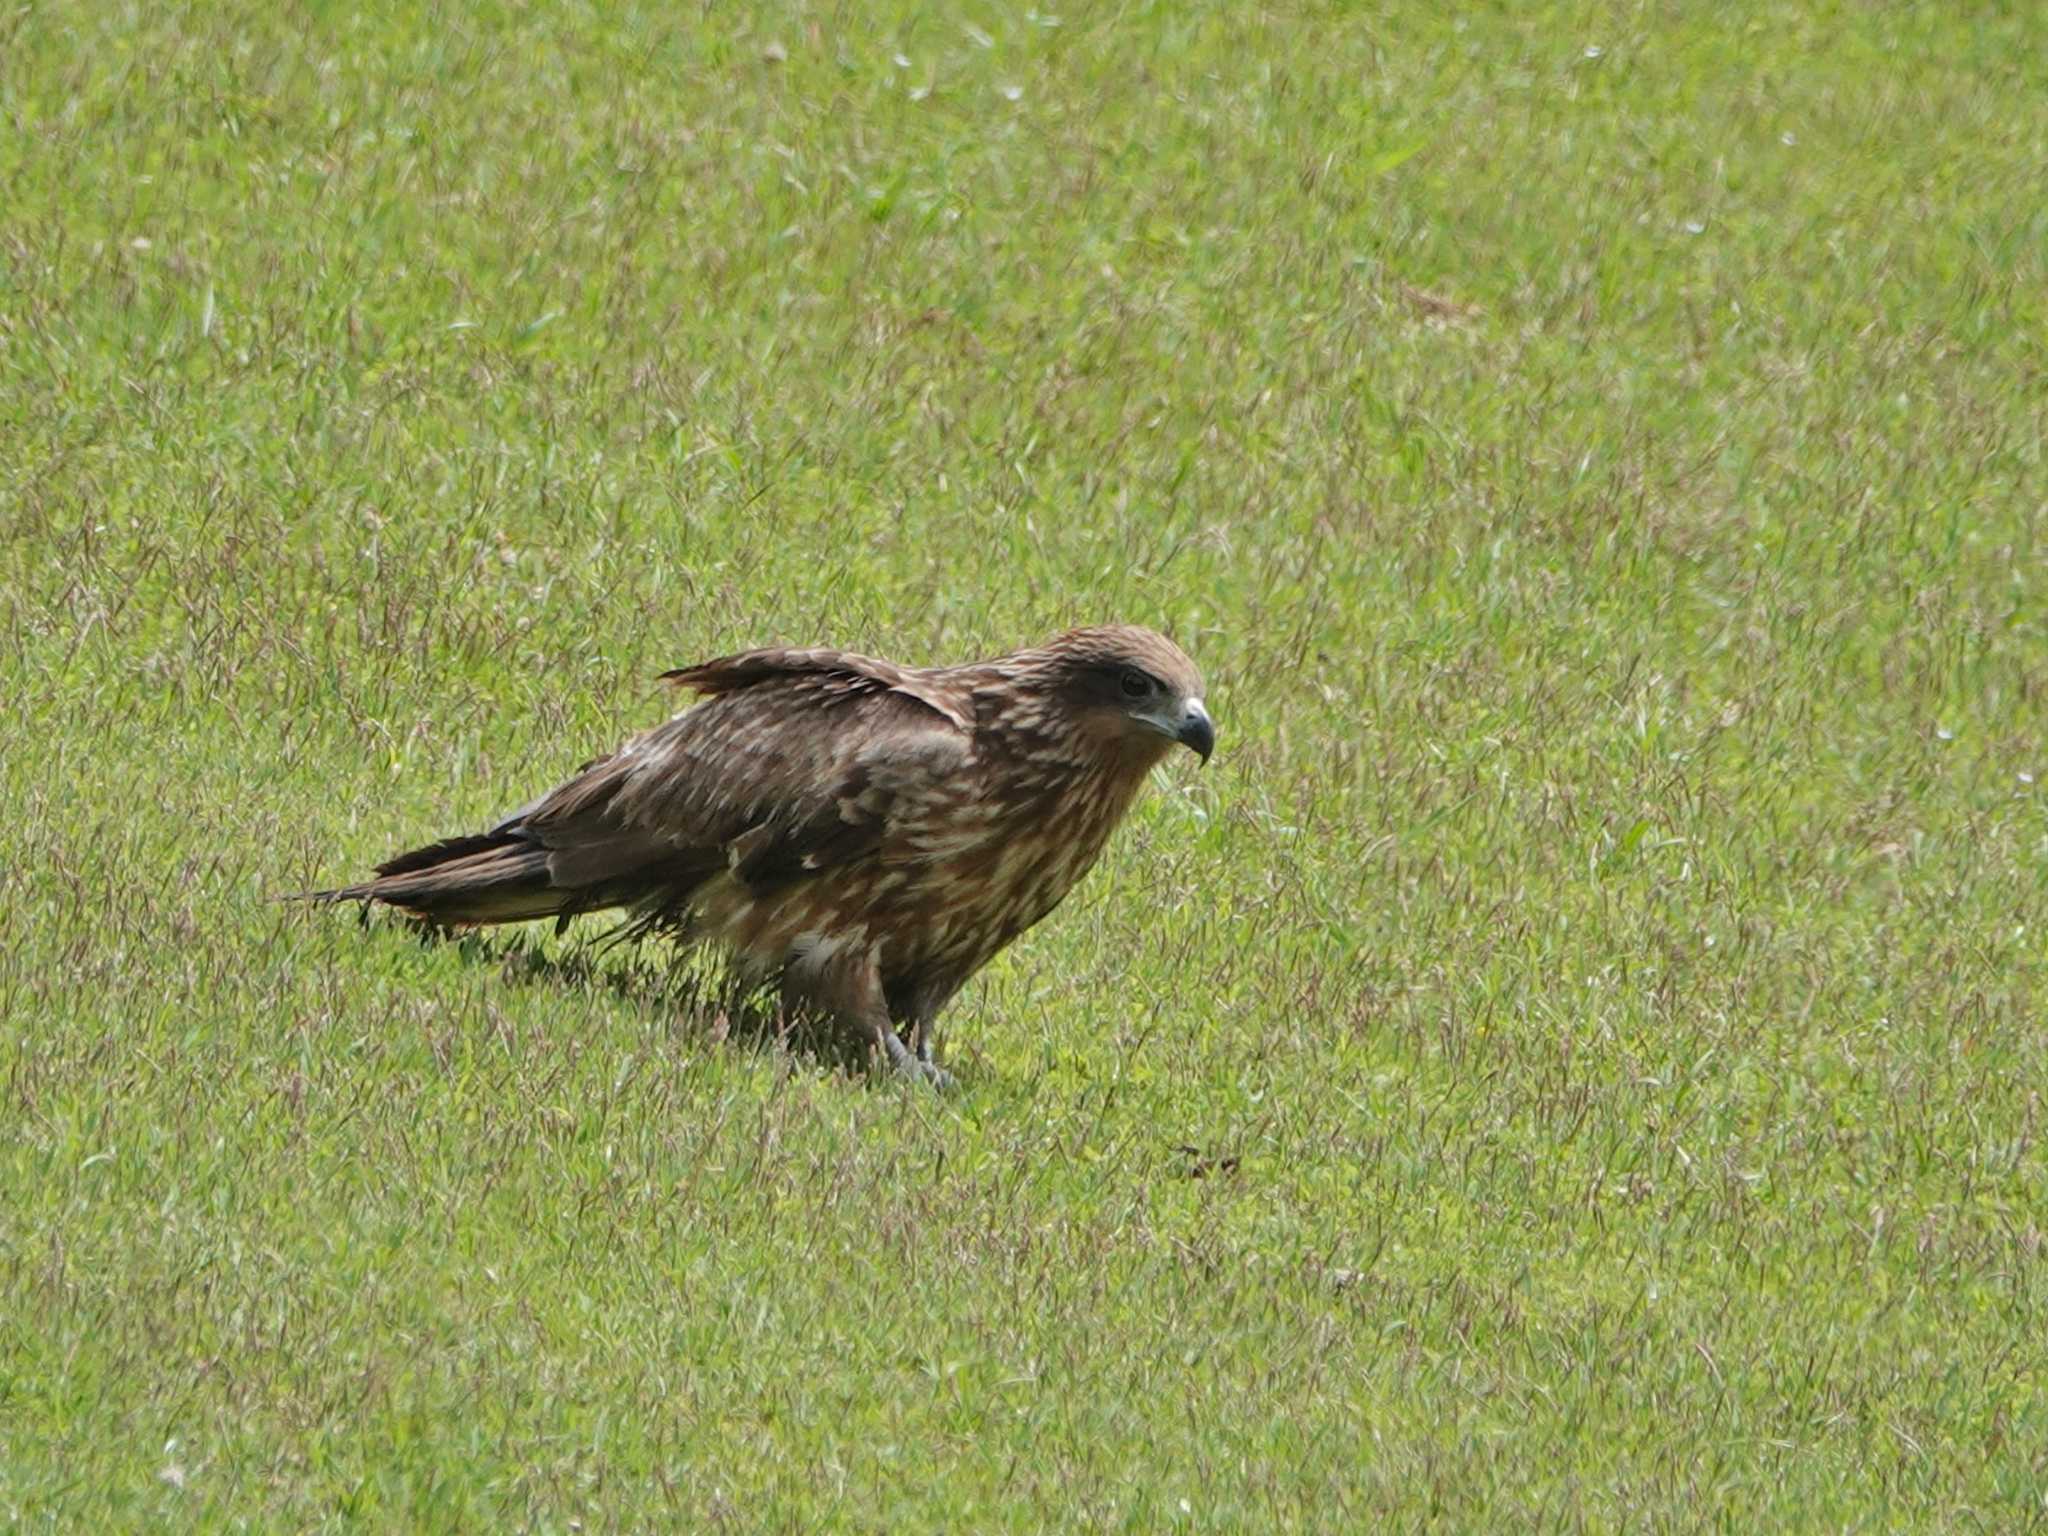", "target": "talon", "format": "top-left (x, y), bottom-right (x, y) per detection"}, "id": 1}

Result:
top-left (878, 1037), bottom-right (951, 1089)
